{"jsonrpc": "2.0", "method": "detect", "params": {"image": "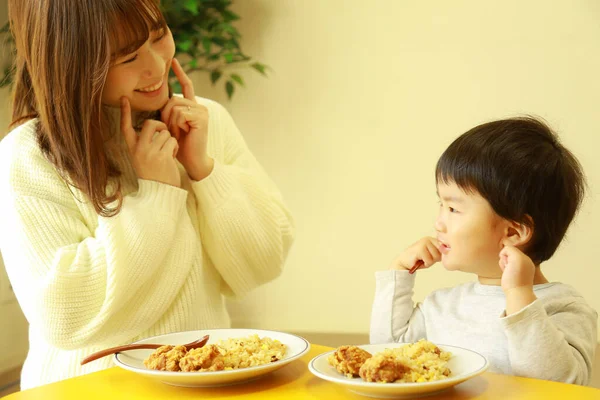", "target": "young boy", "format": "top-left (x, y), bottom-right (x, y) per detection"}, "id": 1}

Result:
top-left (370, 117), bottom-right (598, 386)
